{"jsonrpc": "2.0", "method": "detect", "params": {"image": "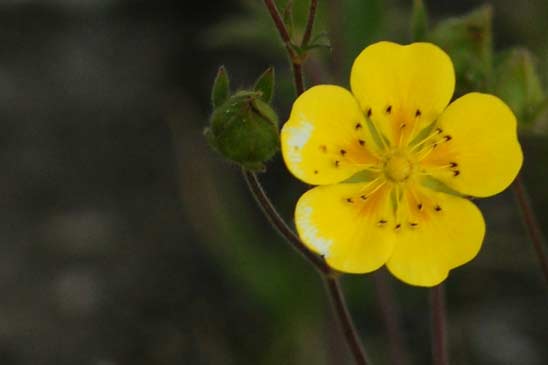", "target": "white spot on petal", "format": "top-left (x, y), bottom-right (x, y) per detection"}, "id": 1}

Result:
top-left (285, 116), bottom-right (314, 175)
top-left (296, 204), bottom-right (332, 255)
